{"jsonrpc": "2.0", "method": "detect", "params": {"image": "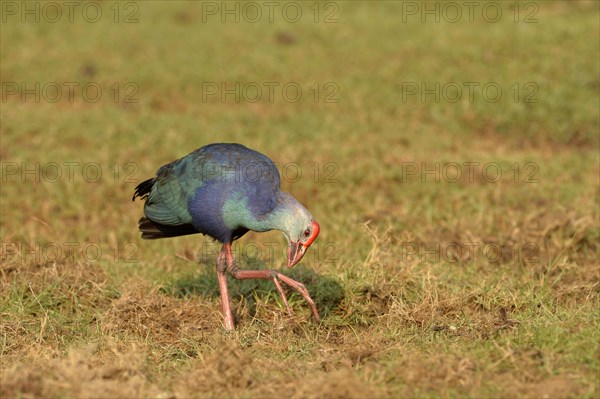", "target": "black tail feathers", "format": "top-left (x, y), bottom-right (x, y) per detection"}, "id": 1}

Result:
top-left (132, 178), bottom-right (155, 201)
top-left (138, 217), bottom-right (199, 240)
